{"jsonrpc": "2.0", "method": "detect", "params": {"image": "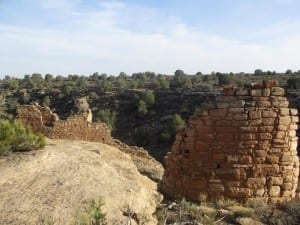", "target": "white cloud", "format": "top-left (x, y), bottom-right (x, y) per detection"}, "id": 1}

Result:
top-left (0, 1), bottom-right (299, 77)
